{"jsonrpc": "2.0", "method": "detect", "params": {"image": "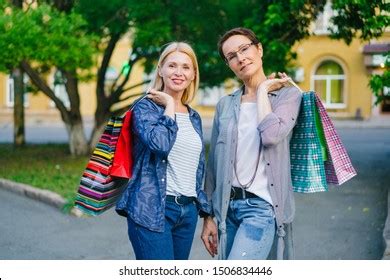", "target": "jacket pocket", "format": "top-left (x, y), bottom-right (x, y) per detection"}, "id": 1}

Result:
top-left (216, 117), bottom-right (231, 144)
